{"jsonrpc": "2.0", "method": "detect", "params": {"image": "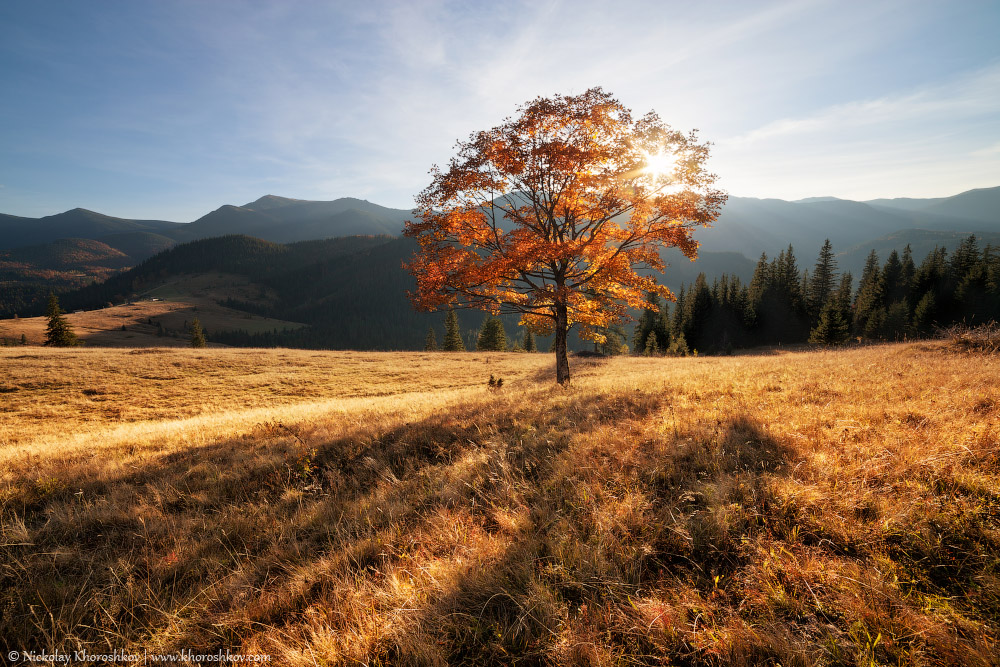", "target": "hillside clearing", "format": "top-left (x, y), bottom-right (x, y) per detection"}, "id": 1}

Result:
top-left (0, 297), bottom-right (303, 347)
top-left (1, 345), bottom-right (998, 665)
